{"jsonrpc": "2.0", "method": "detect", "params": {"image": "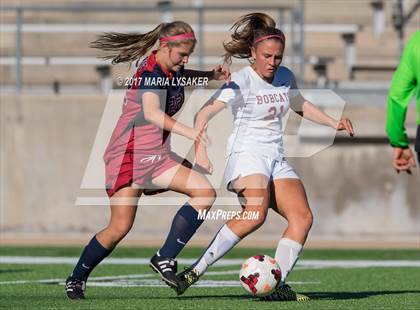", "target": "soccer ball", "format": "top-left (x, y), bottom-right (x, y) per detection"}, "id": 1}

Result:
top-left (239, 254), bottom-right (281, 297)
